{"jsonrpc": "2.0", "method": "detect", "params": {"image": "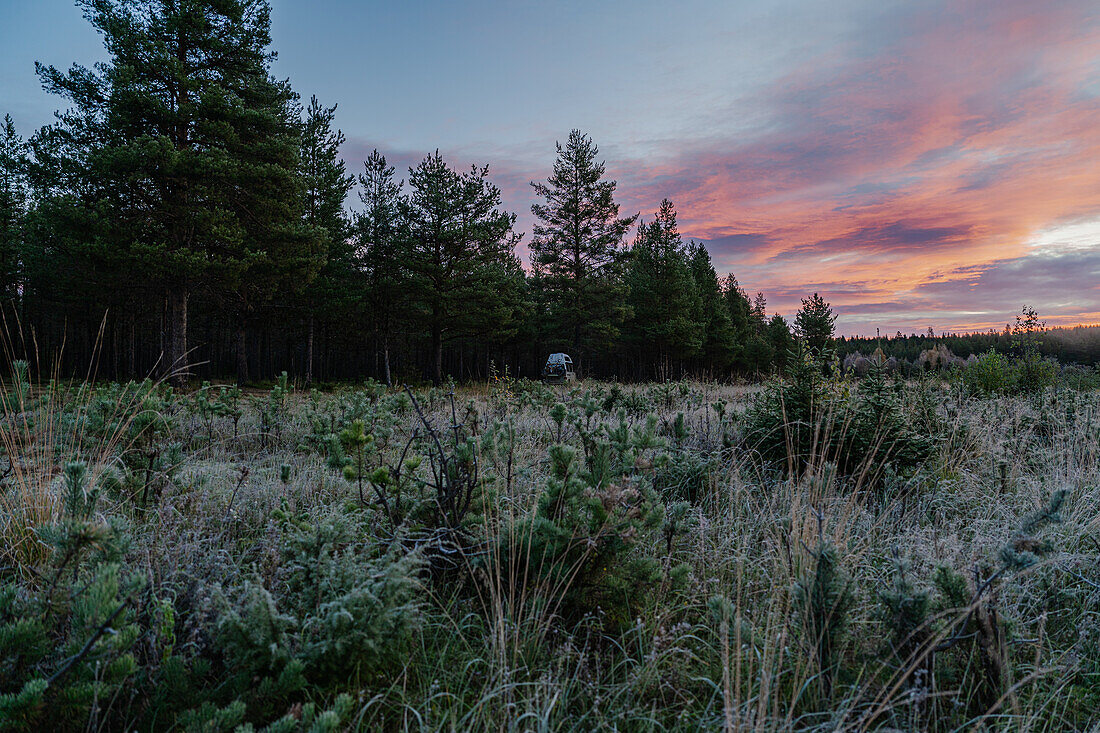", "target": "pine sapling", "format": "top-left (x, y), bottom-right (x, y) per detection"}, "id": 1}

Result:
top-left (792, 514), bottom-right (854, 702)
